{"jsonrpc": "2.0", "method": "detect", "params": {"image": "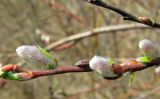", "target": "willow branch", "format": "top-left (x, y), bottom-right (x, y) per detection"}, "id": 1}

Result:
top-left (84, 0), bottom-right (160, 28)
top-left (46, 23), bottom-right (151, 51)
top-left (1, 58), bottom-right (160, 81)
